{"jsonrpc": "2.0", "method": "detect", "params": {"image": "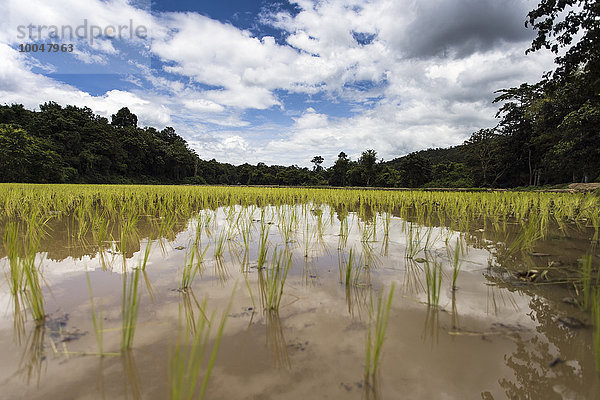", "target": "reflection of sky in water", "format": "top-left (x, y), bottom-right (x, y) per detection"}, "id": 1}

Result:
top-left (0, 205), bottom-right (598, 399)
